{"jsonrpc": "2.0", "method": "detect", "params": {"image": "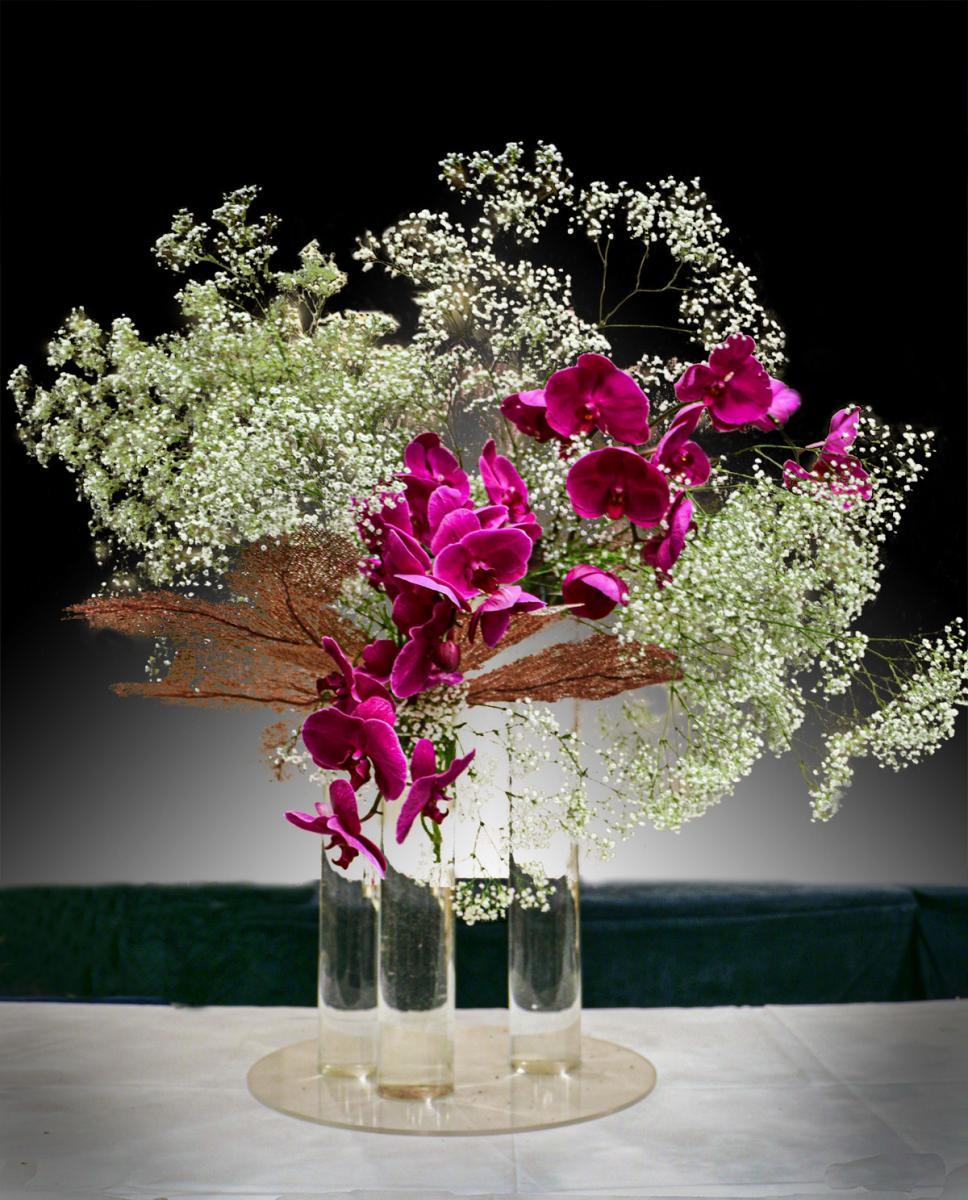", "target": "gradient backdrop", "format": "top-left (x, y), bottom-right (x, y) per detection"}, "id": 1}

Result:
top-left (2, 2), bottom-right (965, 887)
